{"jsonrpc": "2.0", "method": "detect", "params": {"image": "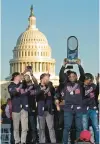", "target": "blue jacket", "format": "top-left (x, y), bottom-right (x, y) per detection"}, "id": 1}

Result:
top-left (8, 82), bottom-right (29, 113)
top-left (62, 82), bottom-right (83, 112)
top-left (83, 83), bottom-right (97, 110)
top-left (36, 83), bottom-right (55, 116)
